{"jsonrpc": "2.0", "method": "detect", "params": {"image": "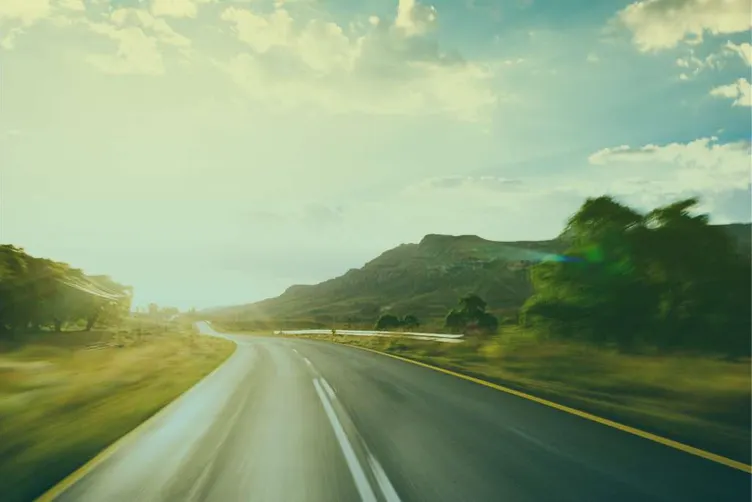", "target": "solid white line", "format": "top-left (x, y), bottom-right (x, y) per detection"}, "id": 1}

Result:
top-left (313, 379), bottom-right (377, 502)
top-left (320, 378), bottom-right (336, 401)
top-left (367, 453), bottom-right (402, 502)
